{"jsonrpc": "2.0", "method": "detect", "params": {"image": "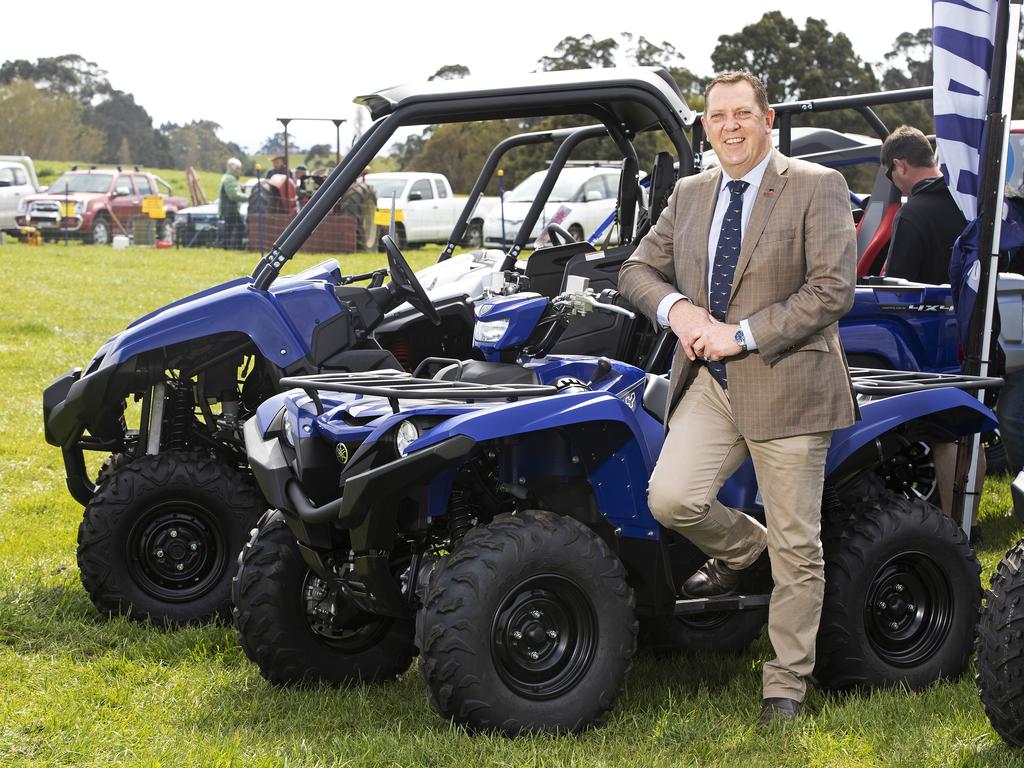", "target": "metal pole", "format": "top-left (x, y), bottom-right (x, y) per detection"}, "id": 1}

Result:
top-left (278, 118), bottom-right (291, 174)
top-left (498, 169), bottom-right (506, 250)
top-left (957, 0), bottom-right (1021, 534)
top-left (333, 119), bottom-right (346, 165)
